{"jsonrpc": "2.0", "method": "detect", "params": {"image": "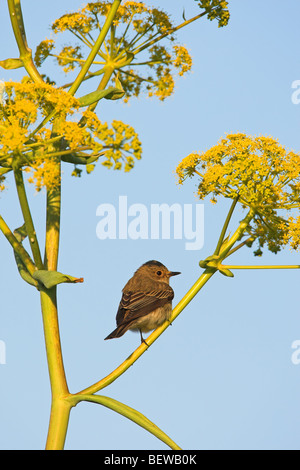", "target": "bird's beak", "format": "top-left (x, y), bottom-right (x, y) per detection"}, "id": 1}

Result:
top-left (168, 271), bottom-right (181, 277)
